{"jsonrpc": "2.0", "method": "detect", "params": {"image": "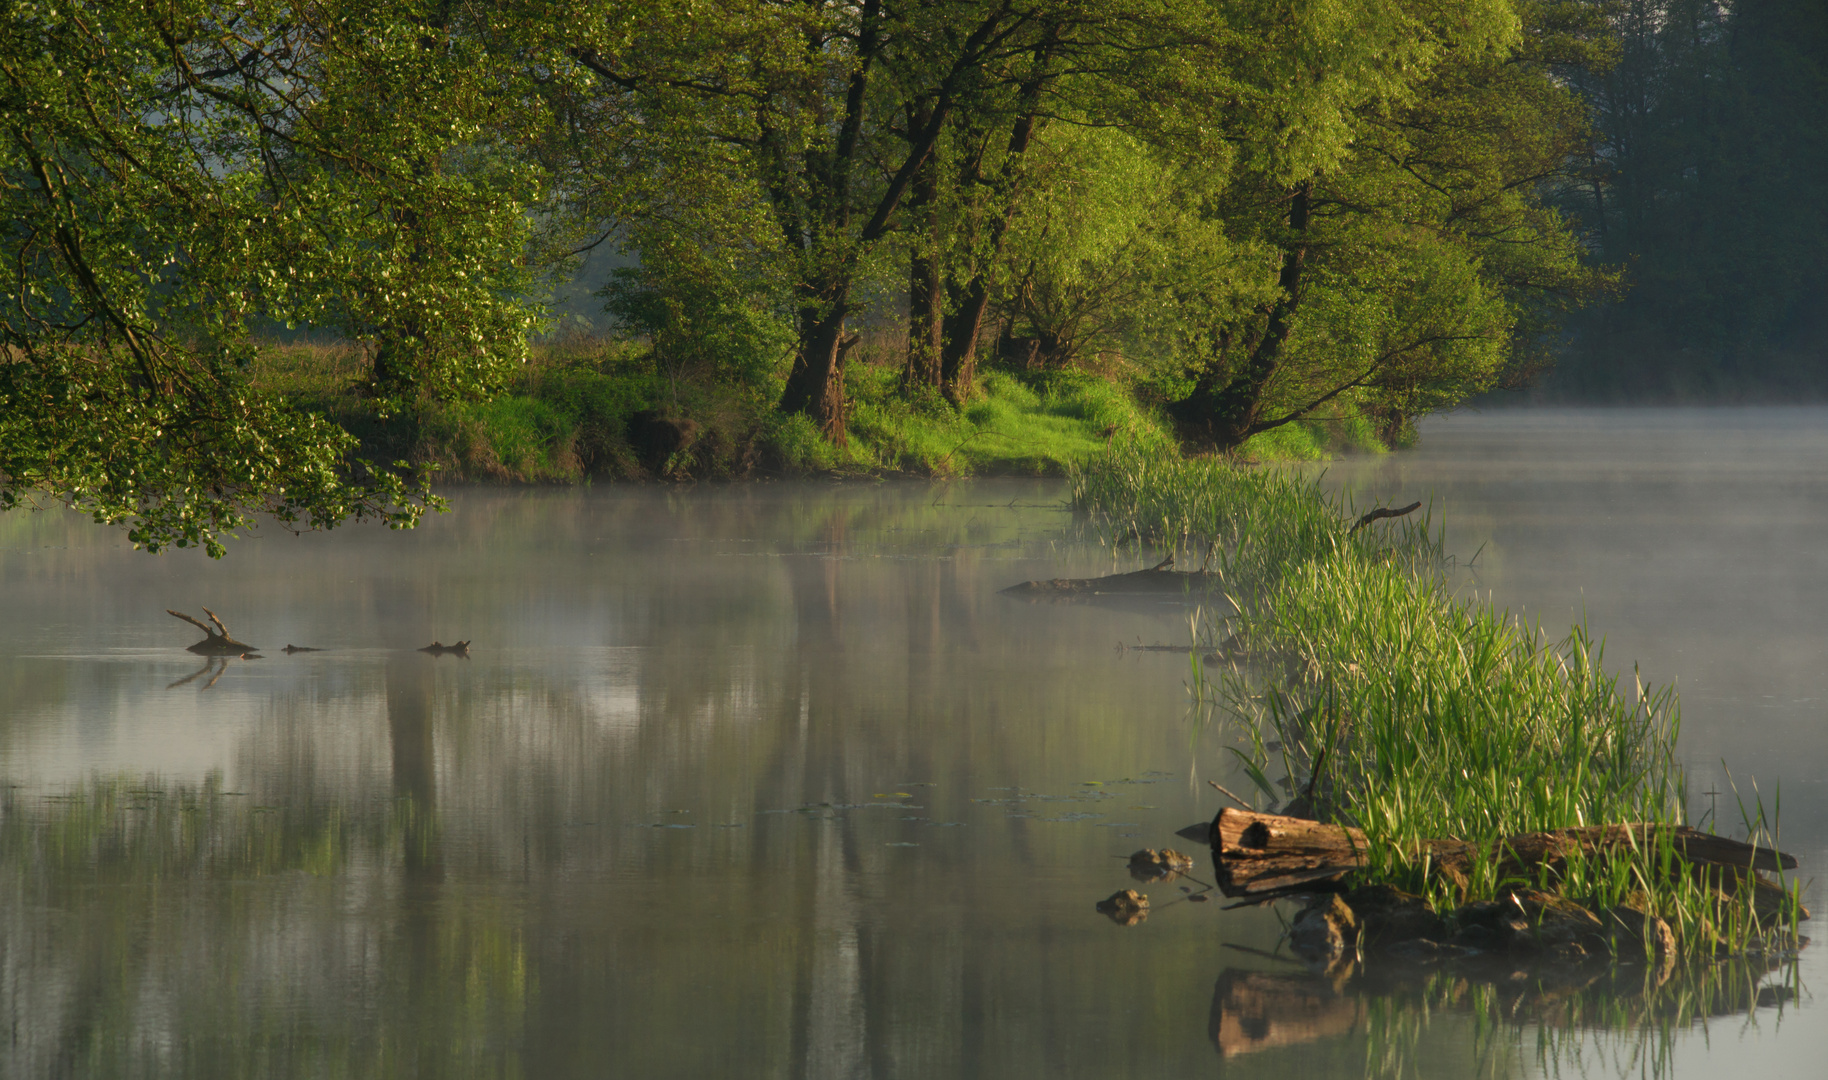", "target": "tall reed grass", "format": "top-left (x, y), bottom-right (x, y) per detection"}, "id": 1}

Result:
top-left (1072, 440), bottom-right (1802, 956)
